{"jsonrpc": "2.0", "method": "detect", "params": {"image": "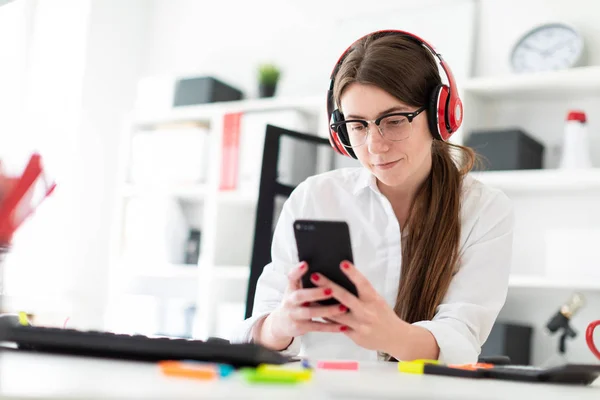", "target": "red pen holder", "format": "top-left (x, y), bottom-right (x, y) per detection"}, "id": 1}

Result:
top-left (587, 320), bottom-right (600, 360)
